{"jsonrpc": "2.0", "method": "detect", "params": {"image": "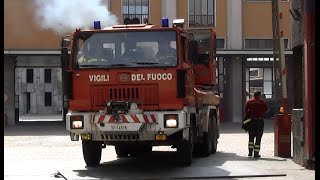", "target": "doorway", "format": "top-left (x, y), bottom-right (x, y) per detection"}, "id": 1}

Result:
top-left (25, 92), bottom-right (31, 114)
